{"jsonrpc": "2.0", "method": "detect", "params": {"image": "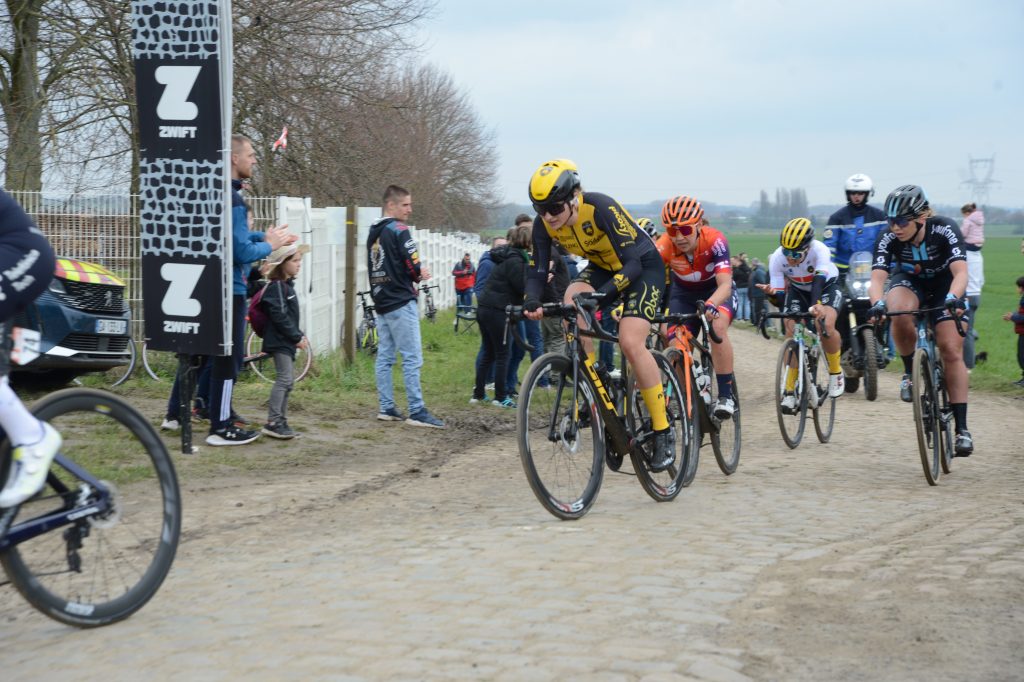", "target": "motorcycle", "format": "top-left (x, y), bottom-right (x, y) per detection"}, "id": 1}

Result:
top-left (840, 251), bottom-right (889, 400)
